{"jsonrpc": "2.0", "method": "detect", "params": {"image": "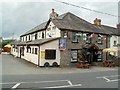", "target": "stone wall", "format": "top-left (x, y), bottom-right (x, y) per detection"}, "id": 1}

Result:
top-left (60, 30), bottom-right (109, 67)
